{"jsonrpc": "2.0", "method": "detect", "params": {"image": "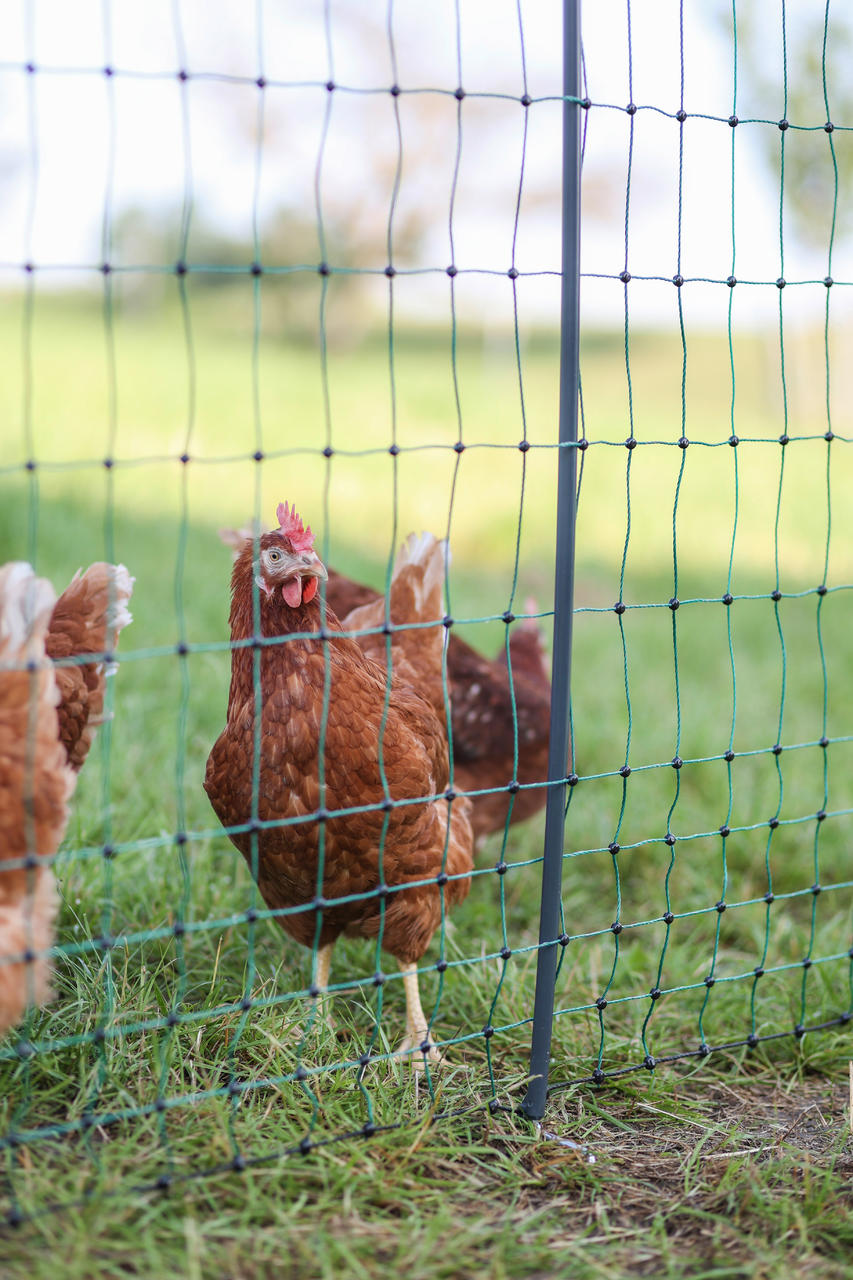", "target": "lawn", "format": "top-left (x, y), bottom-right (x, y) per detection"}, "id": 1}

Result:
top-left (1, 294), bottom-right (851, 1277)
